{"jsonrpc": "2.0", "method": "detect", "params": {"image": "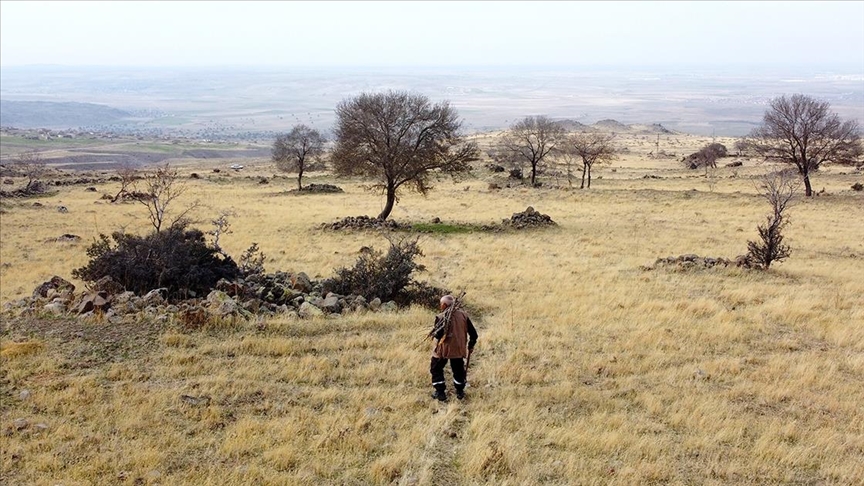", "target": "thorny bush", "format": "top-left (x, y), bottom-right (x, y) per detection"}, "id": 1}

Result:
top-left (72, 224), bottom-right (240, 300)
